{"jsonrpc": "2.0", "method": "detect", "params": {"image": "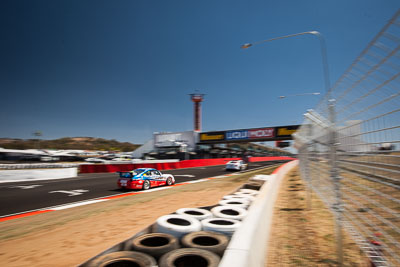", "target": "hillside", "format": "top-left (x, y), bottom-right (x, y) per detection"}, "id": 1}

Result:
top-left (0, 137), bottom-right (141, 152)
